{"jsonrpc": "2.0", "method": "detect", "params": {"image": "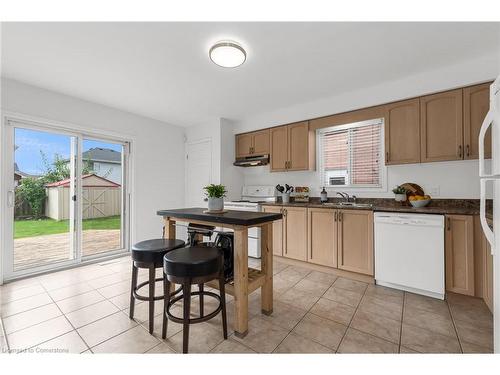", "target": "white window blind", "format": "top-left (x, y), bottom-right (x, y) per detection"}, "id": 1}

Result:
top-left (318, 118), bottom-right (383, 188)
